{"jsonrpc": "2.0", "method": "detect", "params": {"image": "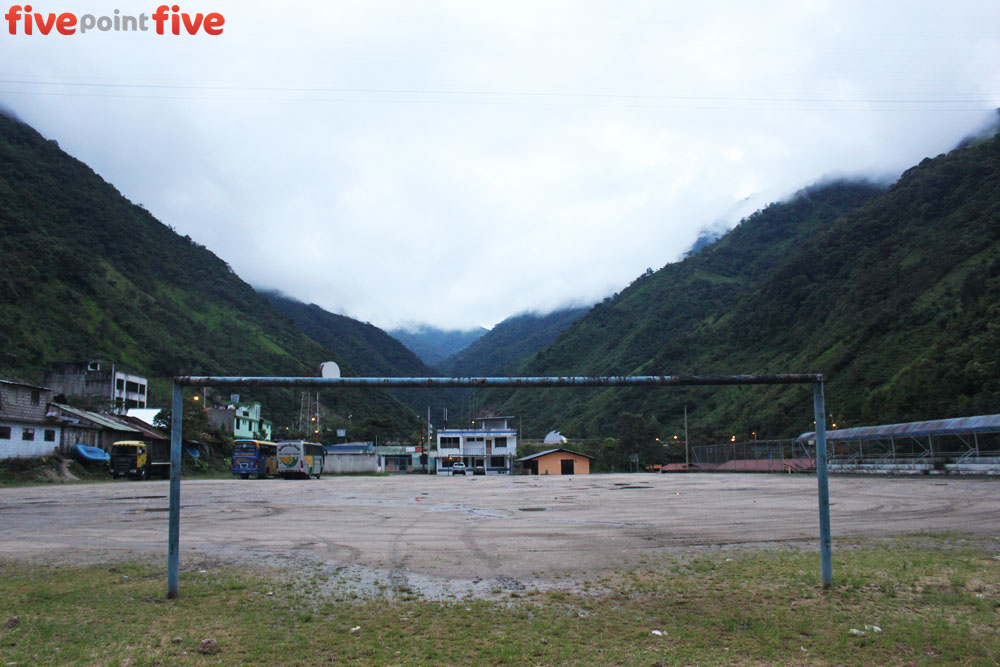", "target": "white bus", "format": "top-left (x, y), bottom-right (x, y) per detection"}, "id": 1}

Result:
top-left (276, 440), bottom-right (325, 479)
